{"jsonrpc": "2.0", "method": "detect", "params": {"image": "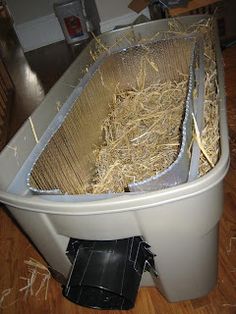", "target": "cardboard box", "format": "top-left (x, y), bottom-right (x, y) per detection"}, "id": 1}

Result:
top-left (128, 0), bottom-right (150, 13)
top-left (128, 0), bottom-right (188, 13)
